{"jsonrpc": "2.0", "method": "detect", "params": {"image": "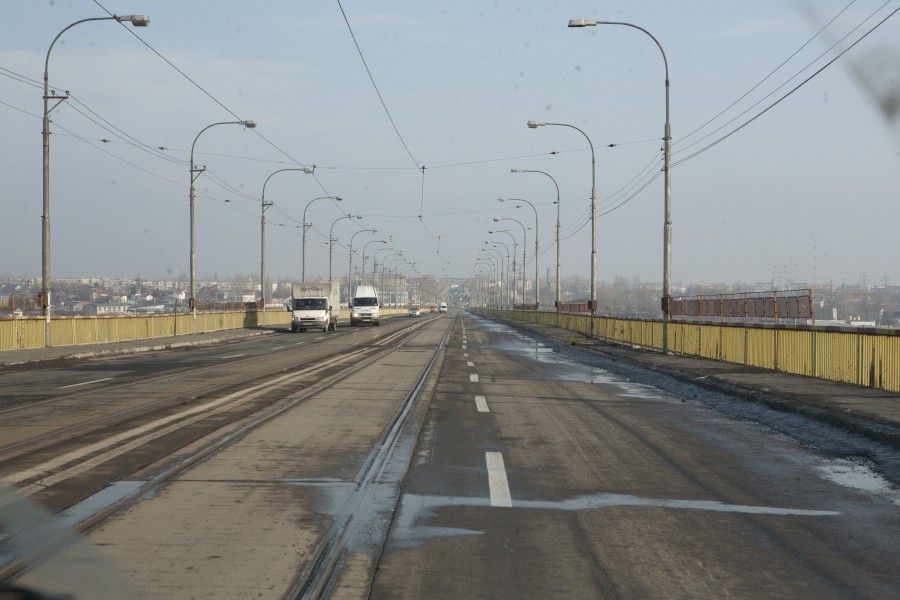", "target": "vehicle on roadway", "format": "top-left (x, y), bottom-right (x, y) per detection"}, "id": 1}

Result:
top-left (409, 306), bottom-right (421, 317)
top-left (289, 282), bottom-right (340, 333)
top-left (349, 284), bottom-right (380, 326)
top-left (439, 302), bottom-right (448, 314)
